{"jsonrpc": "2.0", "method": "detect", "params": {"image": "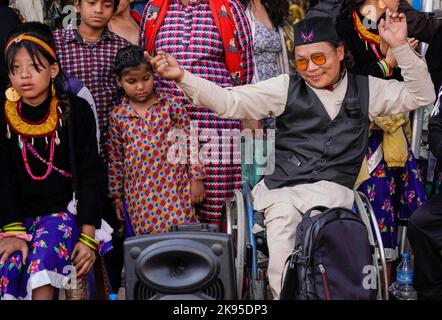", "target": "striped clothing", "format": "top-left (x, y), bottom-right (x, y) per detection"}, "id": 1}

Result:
top-left (140, 0), bottom-right (254, 222)
top-left (54, 28), bottom-right (130, 158)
